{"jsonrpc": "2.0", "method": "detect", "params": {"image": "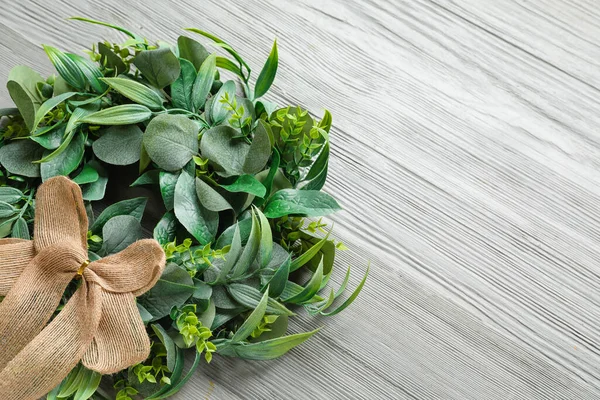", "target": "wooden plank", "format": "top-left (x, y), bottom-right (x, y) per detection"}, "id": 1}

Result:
top-left (1, 0), bottom-right (600, 398)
